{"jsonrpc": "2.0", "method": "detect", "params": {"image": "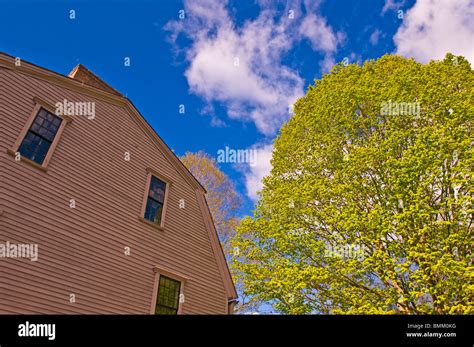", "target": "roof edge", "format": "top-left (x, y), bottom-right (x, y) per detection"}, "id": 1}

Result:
top-left (195, 190), bottom-right (238, 300)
